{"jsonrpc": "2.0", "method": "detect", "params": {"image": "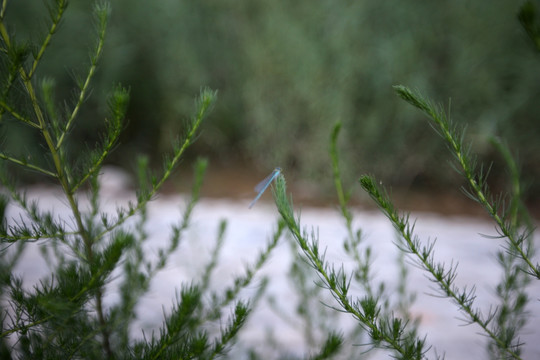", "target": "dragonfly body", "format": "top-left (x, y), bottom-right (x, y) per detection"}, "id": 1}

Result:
top-left (249, 167), bottom-right (281, 208)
